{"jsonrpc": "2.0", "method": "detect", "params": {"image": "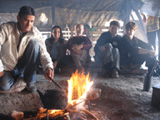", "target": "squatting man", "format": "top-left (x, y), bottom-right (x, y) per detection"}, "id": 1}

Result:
top-left (0, 6), bottom-right (54, 93)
